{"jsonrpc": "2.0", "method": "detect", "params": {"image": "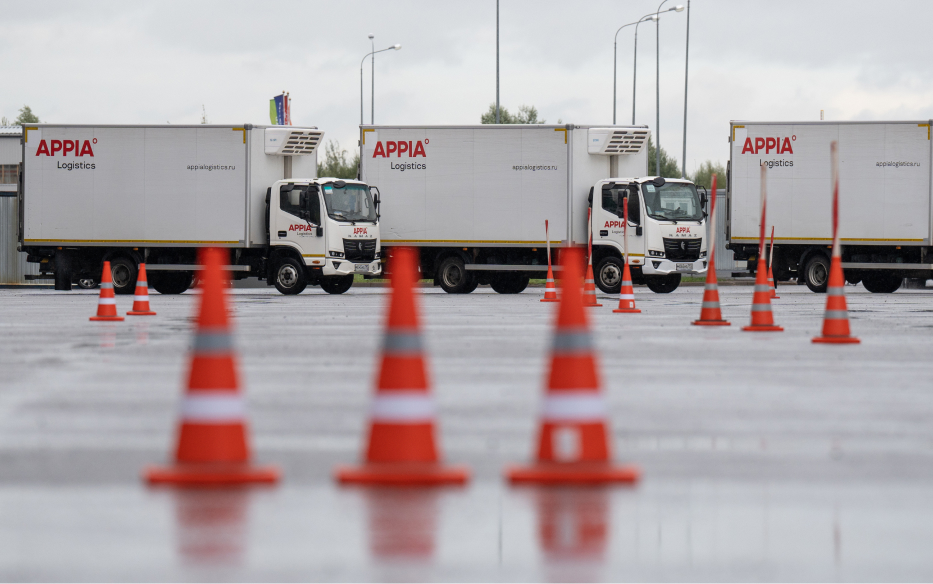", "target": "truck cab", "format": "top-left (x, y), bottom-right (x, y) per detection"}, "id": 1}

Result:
top-left (267, 177), bottom-right (381, 294)
top-left (591, 176), bottom-right (708, 294)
